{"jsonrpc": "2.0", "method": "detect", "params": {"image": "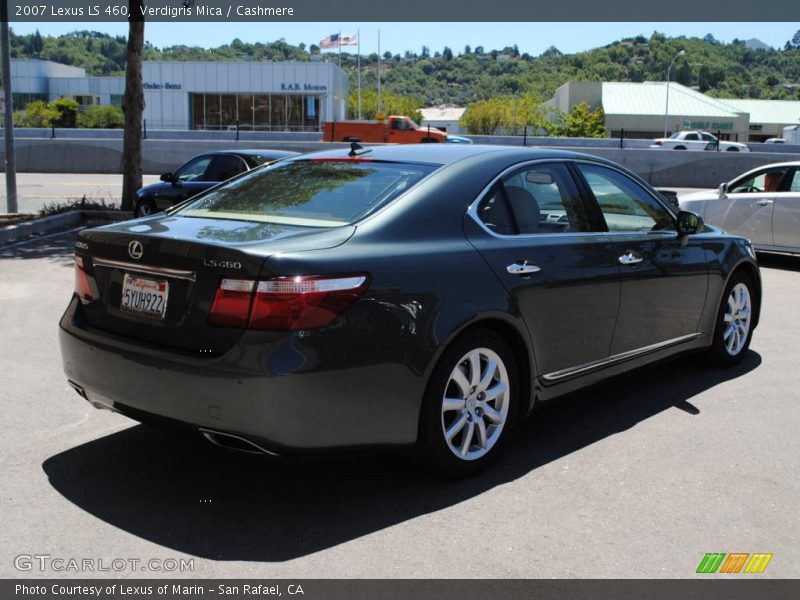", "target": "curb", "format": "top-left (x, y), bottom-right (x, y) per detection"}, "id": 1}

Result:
top-left (0, 210), bottom-right (134, 246)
